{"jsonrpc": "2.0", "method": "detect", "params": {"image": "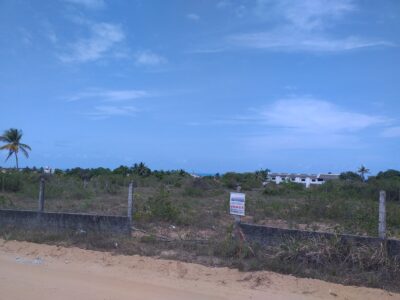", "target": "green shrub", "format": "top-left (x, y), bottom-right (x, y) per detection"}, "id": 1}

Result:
top-left (138, 188), bottom-right (181, 223)
top-left (221, 172), bottom-right (263, 190)
top-left (0, 195), bottom-right (7, 206)
top-left (1, 172), bottom-right (22, 192)
top-left (183, 186), bottom-right (203, 197)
